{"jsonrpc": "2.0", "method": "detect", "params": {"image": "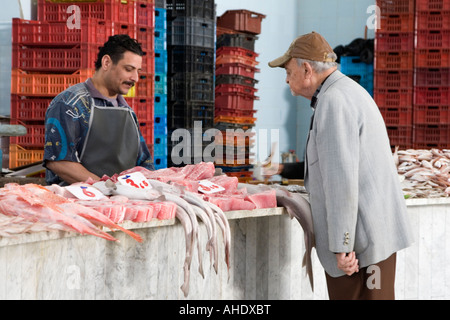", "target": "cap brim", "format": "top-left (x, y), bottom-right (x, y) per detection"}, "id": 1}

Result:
top-left (268, 54), bottom-right (291, 68)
